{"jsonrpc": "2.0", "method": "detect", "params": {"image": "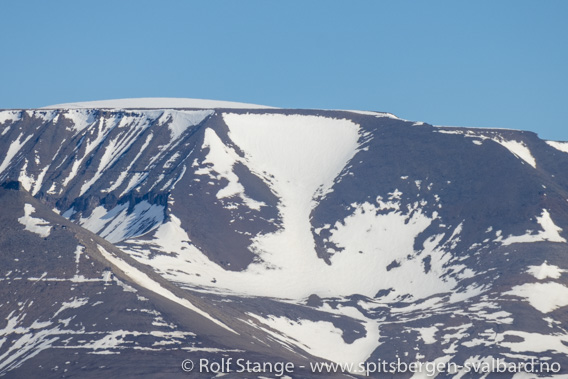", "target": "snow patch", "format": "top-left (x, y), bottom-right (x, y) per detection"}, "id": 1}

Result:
top-left (492, 139), bottom-right (536, 168)
top-left (196, 128), bottom-right (265, 210)
top-left (44, 97), bottom-right (276, 109)
top-left (62, 109), bottom-right (97, 133)
top-left (80, 202), bottom-right (164, 243)
top-left (248, 313), bottom-right (378, 373)
top-left (546, 140), bottom-right (568, 154)
top-left (158, 110), bottom-right (213, 141)
top-left (31, 165), bottom-right (50, 196)
top-left (501, 209), bottom-right (566, 245)
top-left (26, 110), bottom-right (58, 123)
top-left (18, 204), bottom-right (51, 238)
top-left (527, 262), bottom-right (565, 280)
top-left (53, 297), bottom-right (89, 318)
top-left (0, 133), bottom-right (33, 175)
top-left (327, 200), bottom-right (454, 300)
top-left (500, 330), bottom-right (568, 355)
top-left (505, 282), bottom-right (568, 313)
top-left (344, 110), bottom-right (399, 119)
top-left (0, 110), bottom-right (22, 125)
top-left (223, 113), bottom-right (361, 208)
top-left (96, 245), bottom-right (237, 334)
top-left (415, 326), bottom-right (438, 344)
top-left (104, 133), bottom-right (154, 193)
